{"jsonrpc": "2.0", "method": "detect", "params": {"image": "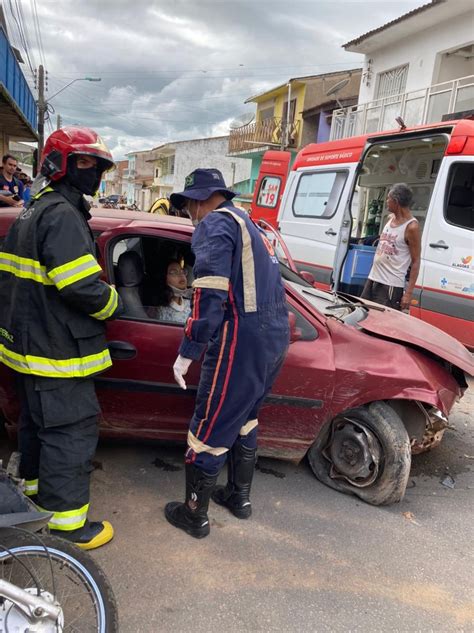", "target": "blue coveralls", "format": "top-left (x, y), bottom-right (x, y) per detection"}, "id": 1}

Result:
top-left (179, 202), bottom-right (289, 476)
